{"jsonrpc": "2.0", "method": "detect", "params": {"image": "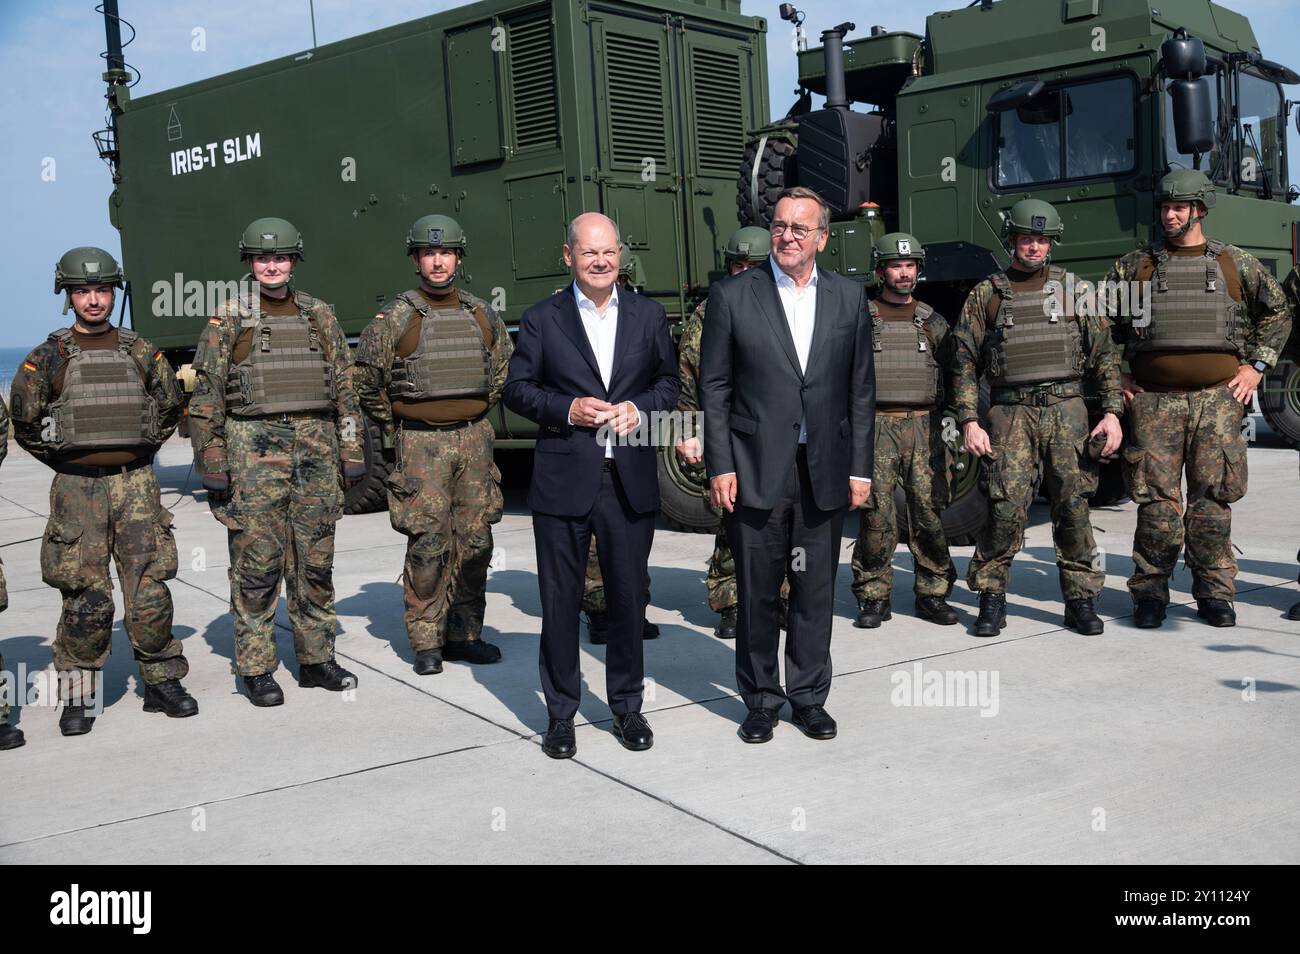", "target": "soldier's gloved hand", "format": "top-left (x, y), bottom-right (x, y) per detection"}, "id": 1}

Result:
top-left (342, 460), bottom-right (367, 489)
top-left (202, 472), bottom-right (231, 503)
